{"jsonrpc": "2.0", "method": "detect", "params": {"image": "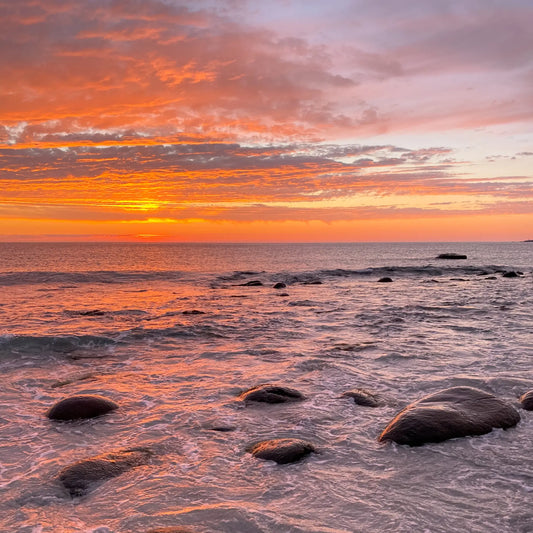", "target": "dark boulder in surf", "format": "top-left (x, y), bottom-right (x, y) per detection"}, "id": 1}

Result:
top-left (436, 253), bottom-right (467, 259)
top-left (239, 384), bottom-right (305, 404)
top-left (519, 391), bottom-right (533, 410)
top-left (378, 386), bottom-right (520, 446)
top-left (47, 395), bottom-right (119, 421)
top-left (58, 447), bottom-right (152, 497)
top-left (502, 271), bottom-right (521, 278)
top-left (247, 438), bottom-right (316, 464)
top-left (377, 277), bottom-right (393, 283)
top-left (273, 282), bottom-right (287, 289)
top-left (342, 388), bottom-right (380, 407)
